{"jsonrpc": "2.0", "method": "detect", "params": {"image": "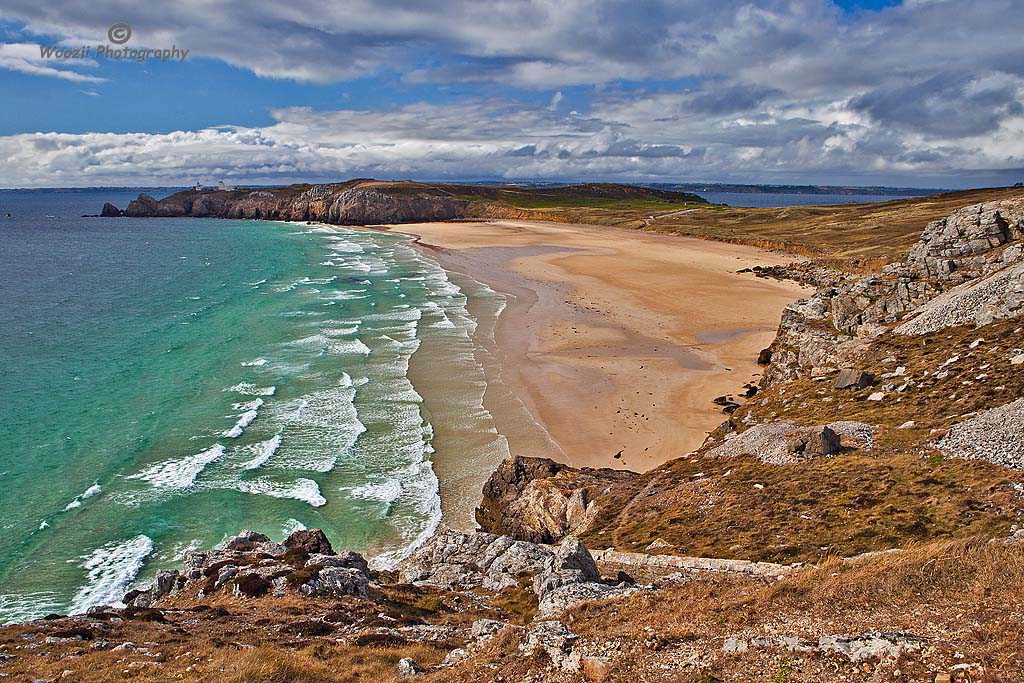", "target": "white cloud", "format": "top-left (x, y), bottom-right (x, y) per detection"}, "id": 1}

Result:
top-left (1, 94), bottom-right (1022, 188)
top-left (0, 42), bottom-right (105, 82)
top-left (1, 1), bottom-right (1023, 185)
